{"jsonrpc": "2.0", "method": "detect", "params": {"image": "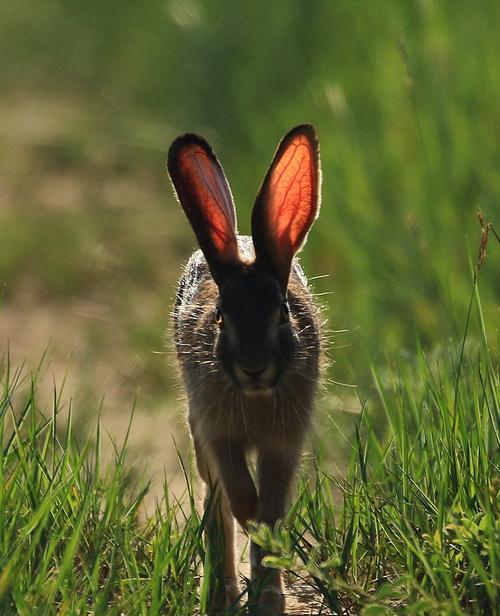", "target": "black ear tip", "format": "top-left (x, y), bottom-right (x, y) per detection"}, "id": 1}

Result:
top-left (288, 123), bottom-right (318, 140)
top-left (293, 122), bottom-right (317, 133)
top-left (167, 133), bottom-right (215, 170)
top-left (279, 124), bottom-right (319, 155)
